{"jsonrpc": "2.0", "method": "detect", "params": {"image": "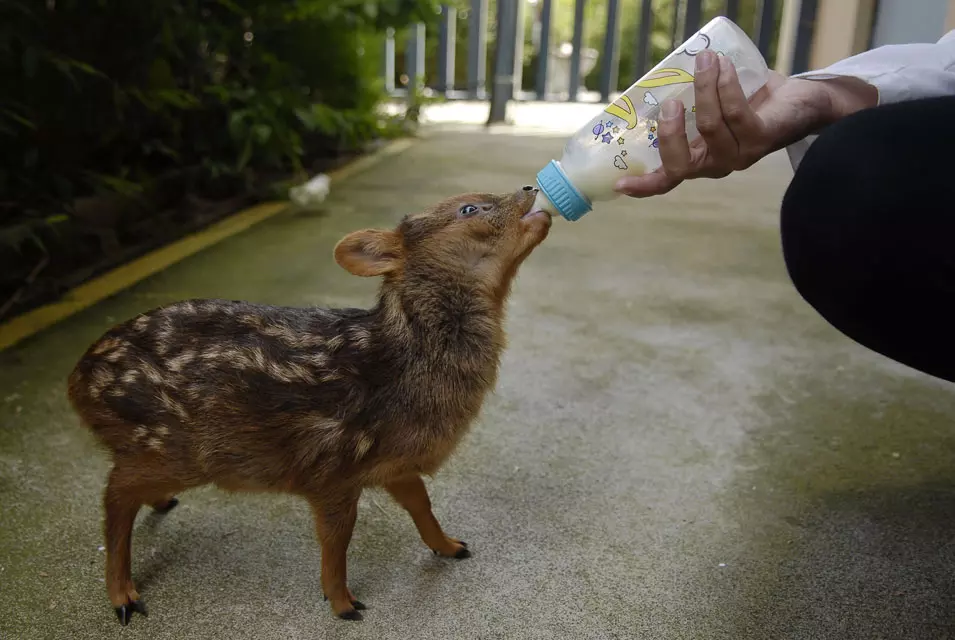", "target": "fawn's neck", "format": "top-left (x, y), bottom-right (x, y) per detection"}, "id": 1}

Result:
top-left (374, 274), bottom-right (507, 378)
